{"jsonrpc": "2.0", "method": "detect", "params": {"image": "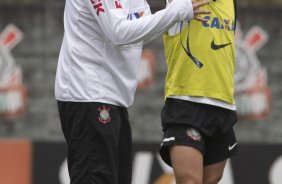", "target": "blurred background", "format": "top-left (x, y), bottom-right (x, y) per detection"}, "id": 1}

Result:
top-left (0, 0), bottom-right (281, 184)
